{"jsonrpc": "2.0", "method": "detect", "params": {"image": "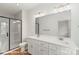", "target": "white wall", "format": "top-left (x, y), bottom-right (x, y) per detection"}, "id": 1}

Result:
top-left (0, 12), bottom-right (14, 18)
top-left (71, 4), bottom-right (79, 47)
top-left (22, 9), bottom-right (30, 41)
top-left (26, 11), bottom-right (36, 36)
